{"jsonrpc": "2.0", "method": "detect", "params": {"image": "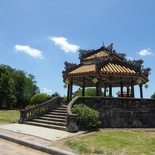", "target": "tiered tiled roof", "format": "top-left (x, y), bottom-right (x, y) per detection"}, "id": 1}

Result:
top-left (63, 43), bottom-right (150, 87)
top-left (68, 63), bottom-right (137, 77)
